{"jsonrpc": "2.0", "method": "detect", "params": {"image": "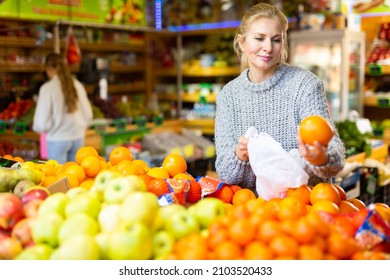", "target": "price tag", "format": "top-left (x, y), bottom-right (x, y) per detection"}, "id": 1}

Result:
top-left (152, 115), bottom-right (164, 126)
top-left (113, 118), bottom-right (127, 131)
top-left (377, 97), bottom-right (390, 108)
top-left (0, 120), bottom-right (6, 134)
top-left (94, 123), bottom-right (107, 133)
top-left (368, 64), bottom-right (382, 76)
top-left (13, 122), bottom-right (26, 135)
top-left (135, 115), bottom-right (147, 128)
